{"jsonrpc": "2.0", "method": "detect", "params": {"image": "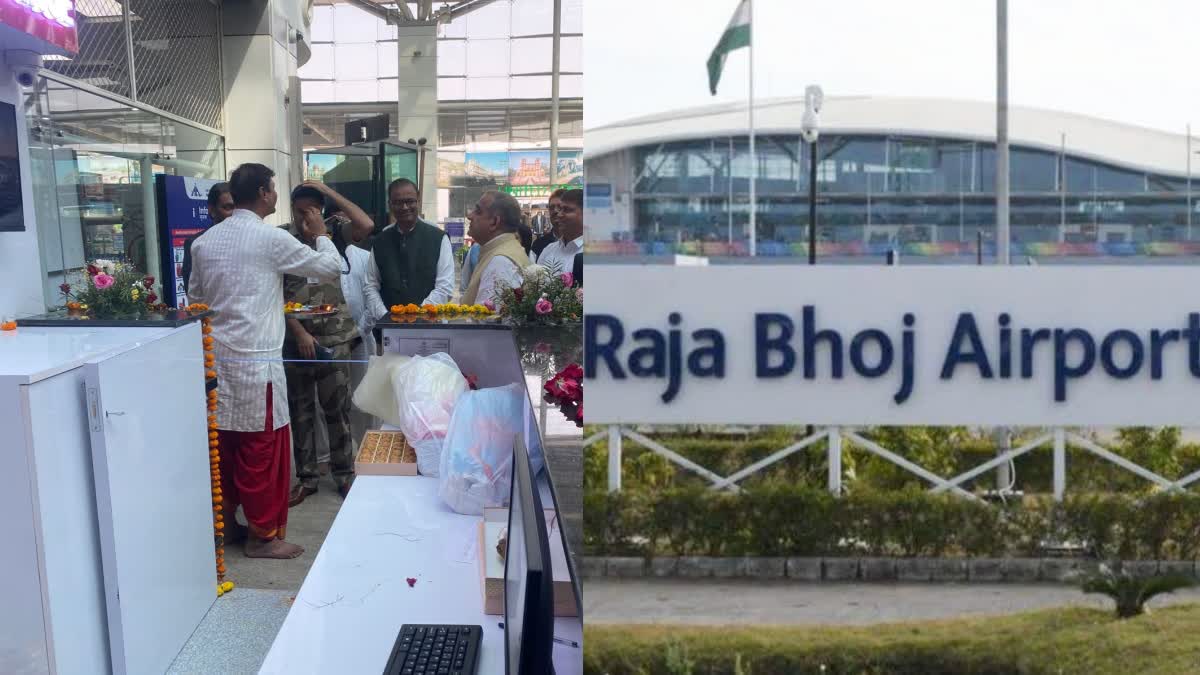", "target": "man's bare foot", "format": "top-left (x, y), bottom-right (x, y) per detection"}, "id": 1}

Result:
top-left (244, 537), bottom-right (304, 559)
